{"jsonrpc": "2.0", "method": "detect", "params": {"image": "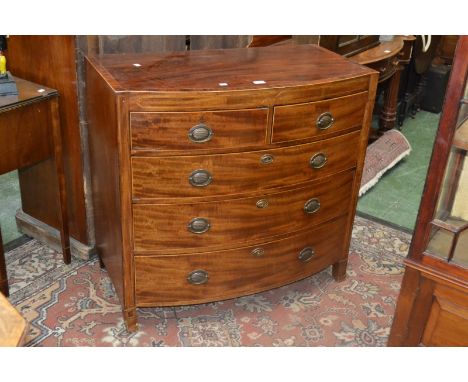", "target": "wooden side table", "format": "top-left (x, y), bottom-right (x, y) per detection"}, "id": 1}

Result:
top-left (0, 77), bottom-right (71, 297)
top-left (350, 35), bottom-right (415, 140)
